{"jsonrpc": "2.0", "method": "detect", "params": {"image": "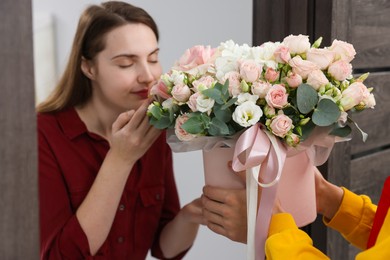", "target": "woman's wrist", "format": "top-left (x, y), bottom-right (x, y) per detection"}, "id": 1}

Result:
top-left (316, 177), bottom-right (344, 220)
